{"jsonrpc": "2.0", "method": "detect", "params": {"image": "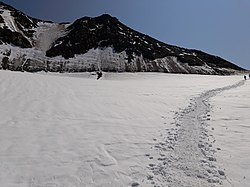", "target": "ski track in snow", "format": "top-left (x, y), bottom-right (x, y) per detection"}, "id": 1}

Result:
top-left (145, 80), bottom-right (245, 187)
